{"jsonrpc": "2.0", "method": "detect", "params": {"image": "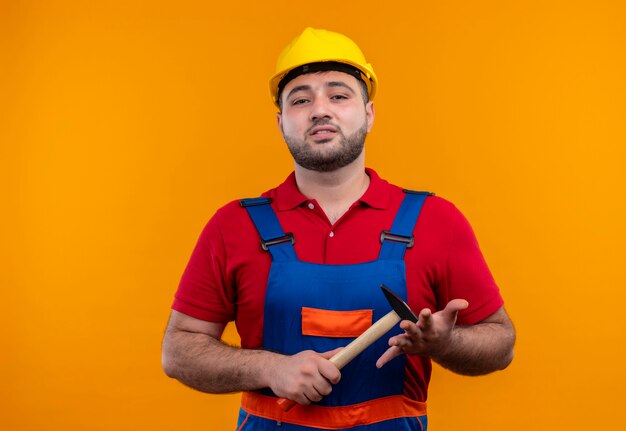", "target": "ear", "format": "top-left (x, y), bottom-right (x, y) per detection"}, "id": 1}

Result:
top-left (276, 111), bottom-right (284, 137)
top-left (365, 101), bottom-right (375, 132)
